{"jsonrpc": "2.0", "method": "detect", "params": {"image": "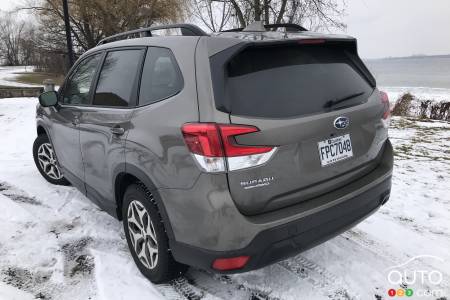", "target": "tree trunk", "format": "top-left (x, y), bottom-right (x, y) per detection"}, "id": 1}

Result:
top-left (254, 0), bottom-right (261, 21)
top-left (263, 0), bottom-right (269, 24)
top-left (275, 0), bottom-right (288, 24)
top-left (230, 0), bottom-right (246, 27)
